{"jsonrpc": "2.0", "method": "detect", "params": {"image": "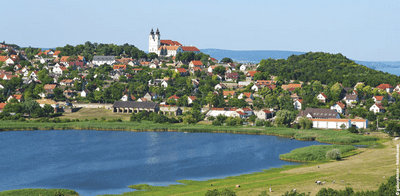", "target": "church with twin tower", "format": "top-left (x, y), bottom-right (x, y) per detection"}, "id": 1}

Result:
top-left (148, 28), bottom-right (200, 57)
